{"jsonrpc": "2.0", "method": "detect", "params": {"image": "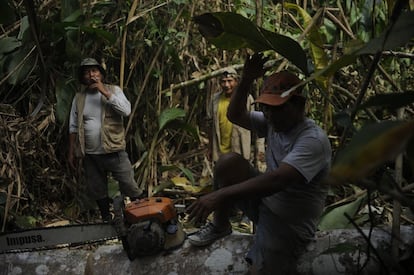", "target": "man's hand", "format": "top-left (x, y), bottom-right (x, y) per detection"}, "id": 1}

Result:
top-left (89, 77), bottom-right (111, 99)
top-left (242, 52), bottom-right (268, 81)
top-left (186, 190), bottom-right (222, 224)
